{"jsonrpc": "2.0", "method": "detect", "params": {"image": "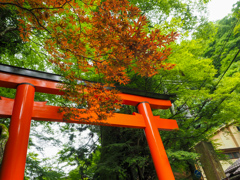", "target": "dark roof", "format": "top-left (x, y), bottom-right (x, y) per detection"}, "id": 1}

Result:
top-left (225, 158), bottom-right (240, 178)
top-left (0, 63), bottom-right (176, 100)
top-left (233, 167), bottom-right (240, 175)
top-left (0, 63), bottom-right (61, 82)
